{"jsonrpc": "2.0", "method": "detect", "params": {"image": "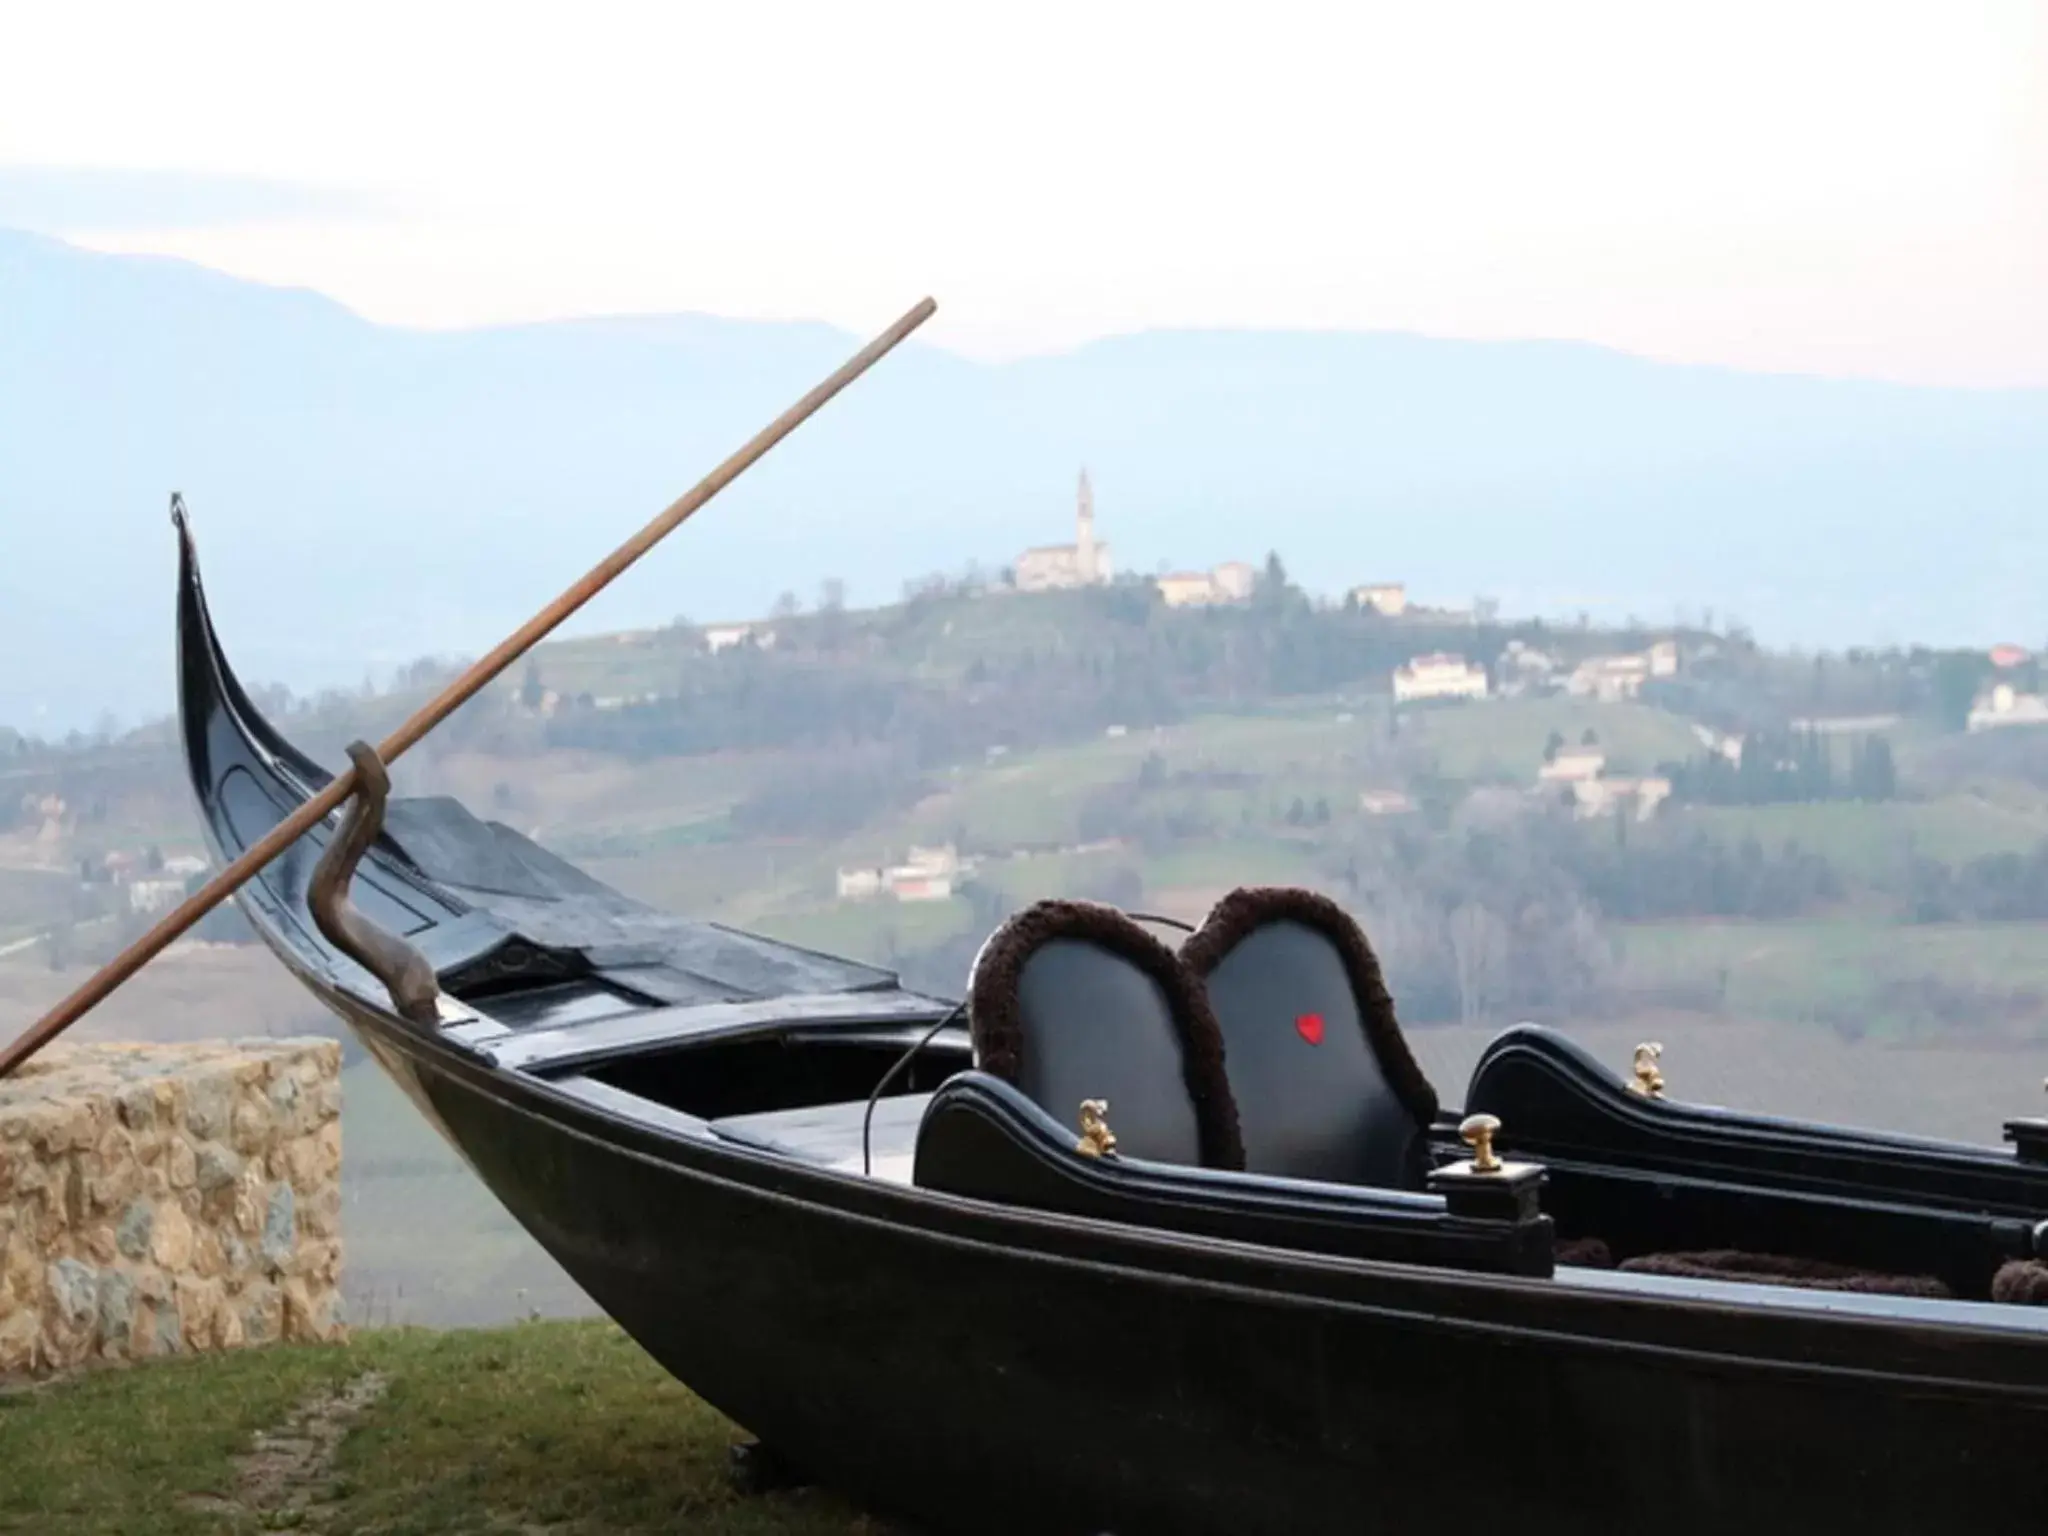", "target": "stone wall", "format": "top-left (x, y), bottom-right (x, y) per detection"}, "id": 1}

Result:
top-left (0, 1037), bottom-right (344, 1378)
